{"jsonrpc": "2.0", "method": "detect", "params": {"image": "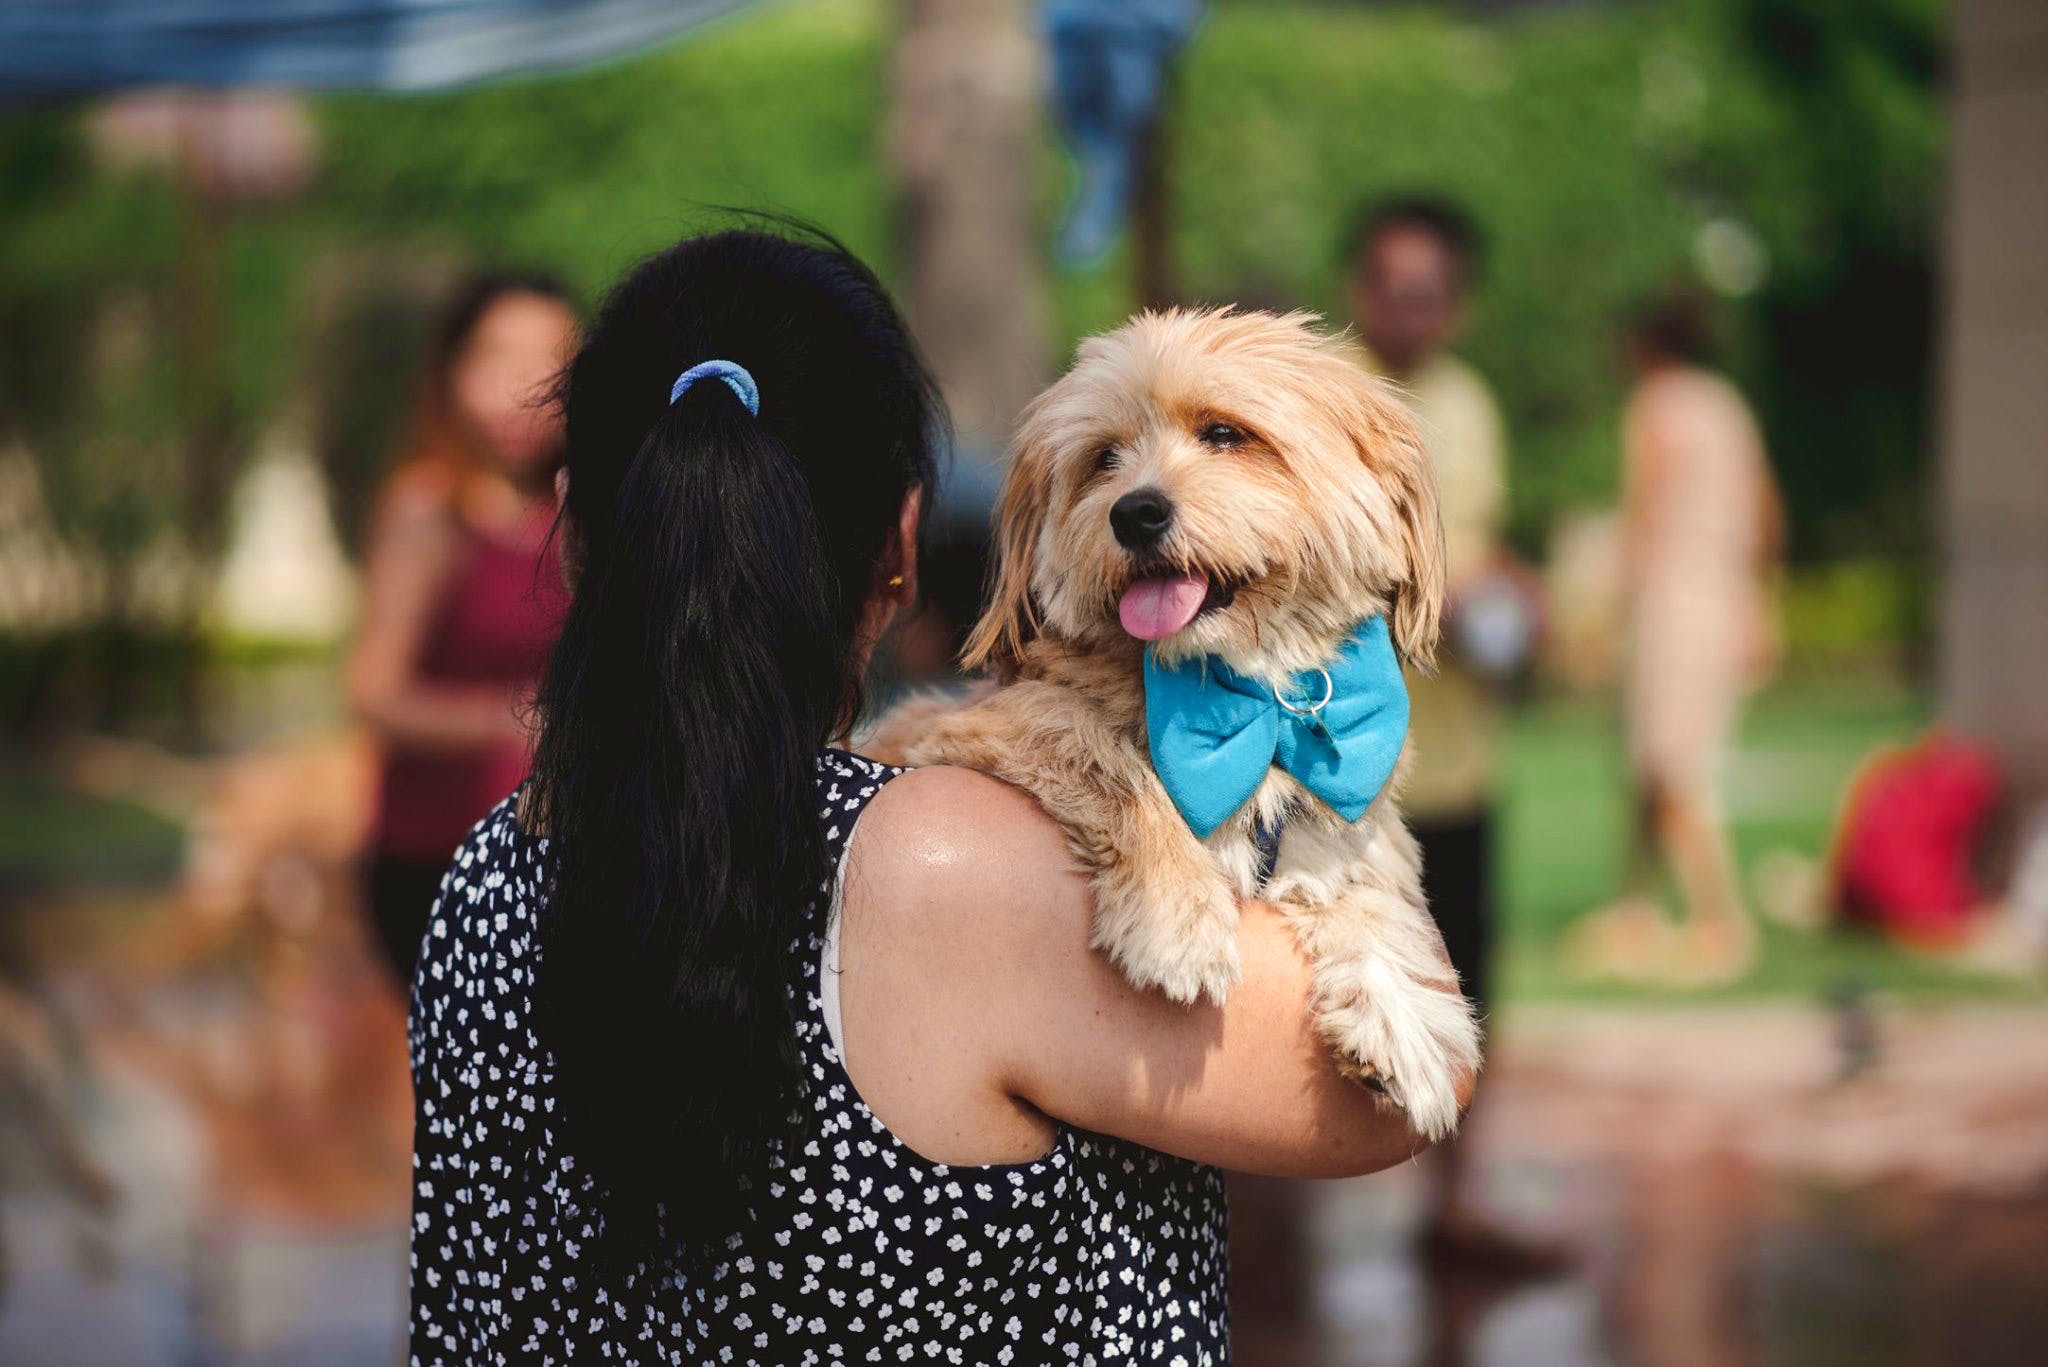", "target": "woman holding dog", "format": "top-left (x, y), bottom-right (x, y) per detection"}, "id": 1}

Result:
top-left (407, 228), bottom-right (1455, 1364)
